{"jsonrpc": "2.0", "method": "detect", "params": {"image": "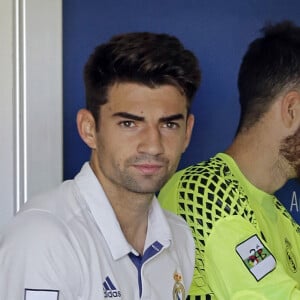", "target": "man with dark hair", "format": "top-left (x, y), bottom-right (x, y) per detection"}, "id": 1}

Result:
top-left (0, 32), bottom-right (201, 300)
top-left (159, 21), bottom-right (300, 299)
